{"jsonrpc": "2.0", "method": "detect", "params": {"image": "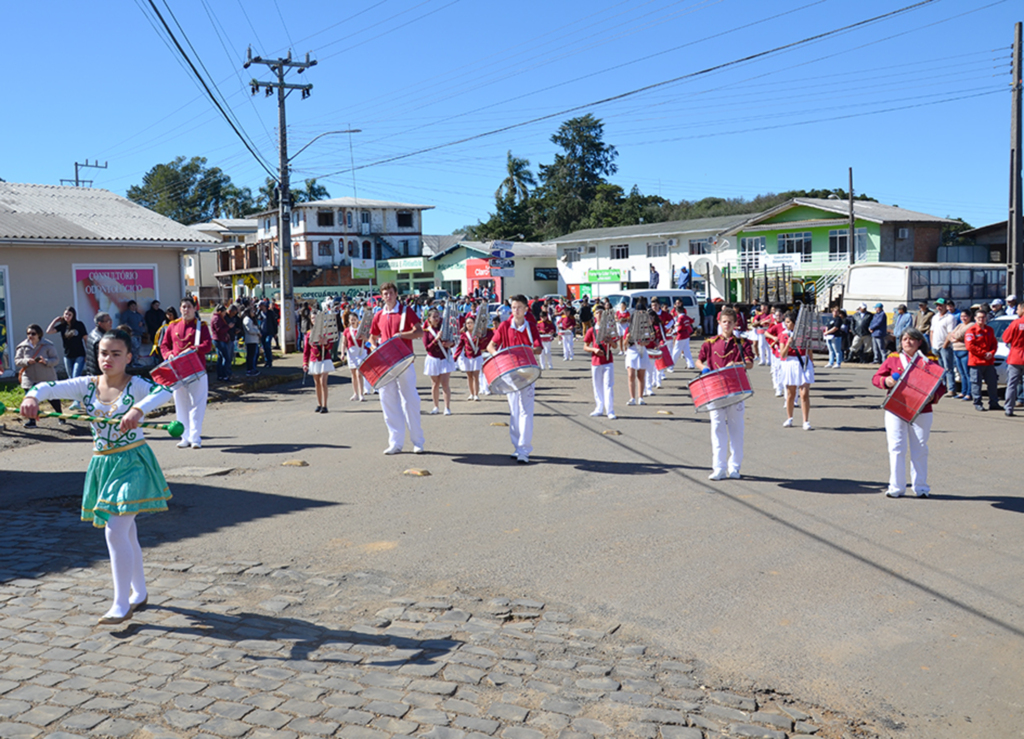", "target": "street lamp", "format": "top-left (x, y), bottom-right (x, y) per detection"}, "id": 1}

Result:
top-left (289, 129), bottom-right (362, 163)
